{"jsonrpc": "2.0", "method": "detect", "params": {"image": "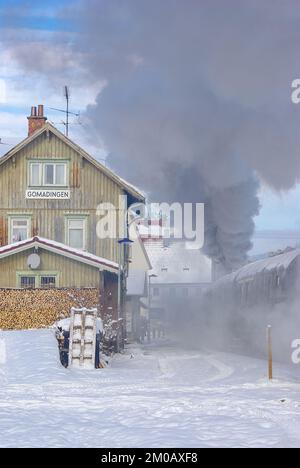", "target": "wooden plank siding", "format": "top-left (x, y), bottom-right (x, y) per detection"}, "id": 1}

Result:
top-left (0, 216), bottom-right (8, 246)
top-left (0, 130), bottom-right (126, 263)
top-left (0, 249), bottom-right (100, 288)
